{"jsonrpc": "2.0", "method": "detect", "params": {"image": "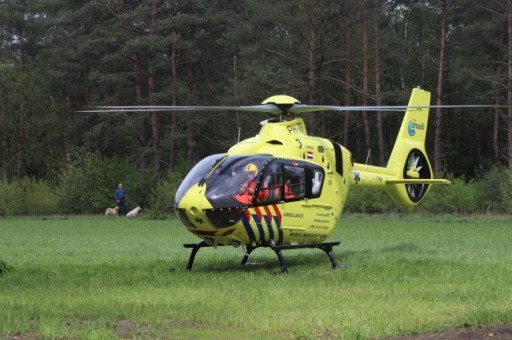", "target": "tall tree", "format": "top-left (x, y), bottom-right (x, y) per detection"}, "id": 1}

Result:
top-left (434, 0), bottom-right (447, 175)
top-left (374, 0), bottom-right (385, 166)
top-left (509, 0), bottom-right (512, 169)
top-left (361, 4), bottom-right (372, 164)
